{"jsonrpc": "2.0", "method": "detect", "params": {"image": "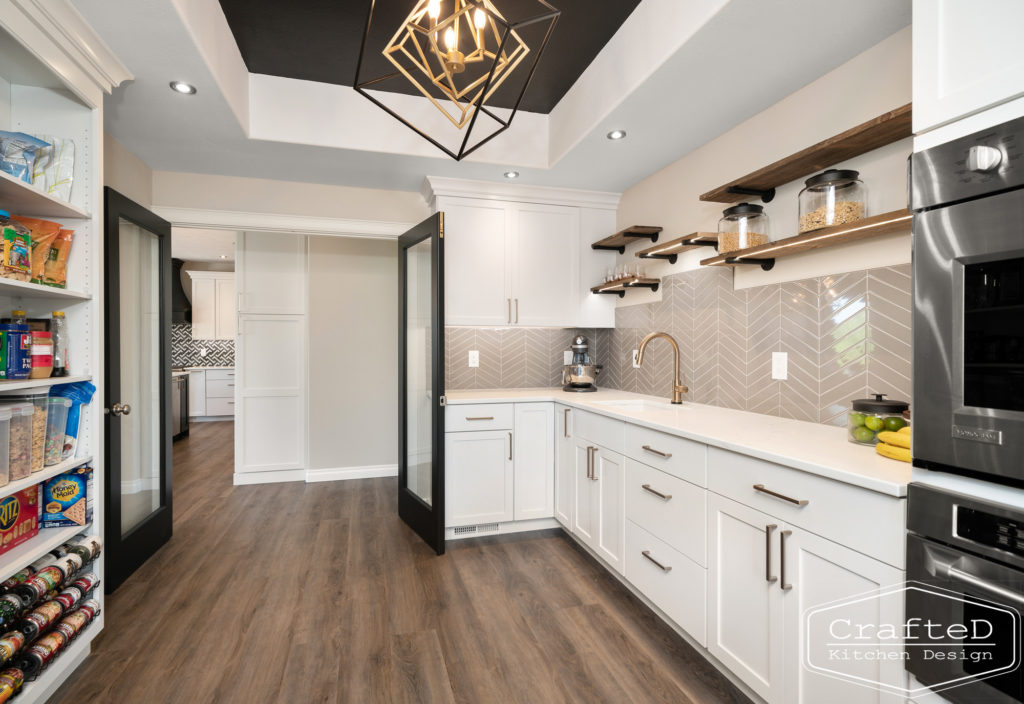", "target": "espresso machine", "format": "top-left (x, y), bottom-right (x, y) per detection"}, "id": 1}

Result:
top-left (562, 335), bottom-right (602, 392)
